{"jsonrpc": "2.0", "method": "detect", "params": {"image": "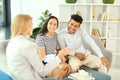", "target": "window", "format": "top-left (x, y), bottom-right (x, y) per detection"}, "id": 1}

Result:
top-left (0, 0), bottom-right (6, 26)
top-left (0, 0), bottom-right (11, 39)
